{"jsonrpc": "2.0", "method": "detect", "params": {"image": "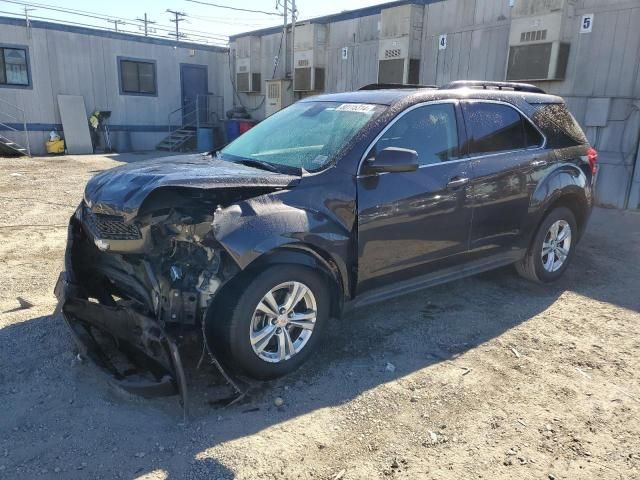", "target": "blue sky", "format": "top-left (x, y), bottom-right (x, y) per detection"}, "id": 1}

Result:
top-left (0, 0), bottom-right (388, 44)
